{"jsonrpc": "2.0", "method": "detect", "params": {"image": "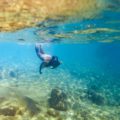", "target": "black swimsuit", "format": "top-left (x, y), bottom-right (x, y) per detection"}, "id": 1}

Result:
top-left (47, 56), bottom-right (60, 68)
